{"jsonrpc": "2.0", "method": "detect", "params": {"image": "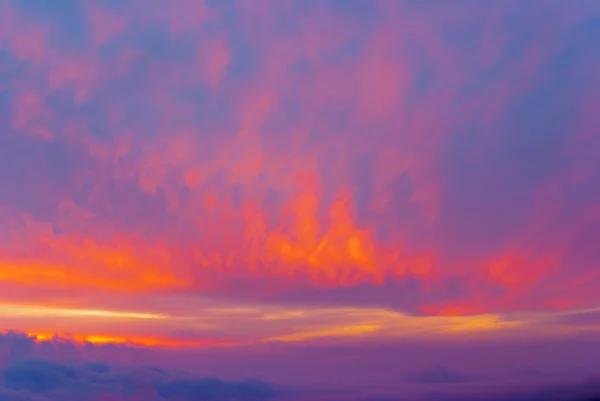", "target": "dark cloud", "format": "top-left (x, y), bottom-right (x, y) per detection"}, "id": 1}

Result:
top-left (429, 377), bottom-right (600, 401)
top-left (2, 332), bottom-right (600, 401)
top-left (155, 378), bottom-right (278, 400)
top-left (0, 387), bottom-right (49, 401)
top-left (3, 360), bottom-right (83, 394)
top-left (1, 359), bottom-right (279, 401)
top-left (0, 331), bottom-right (152, 365)
top-left (404, 364), bottom-right (482, 384)
top-left (0, 333), bottom-right (282, 400)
